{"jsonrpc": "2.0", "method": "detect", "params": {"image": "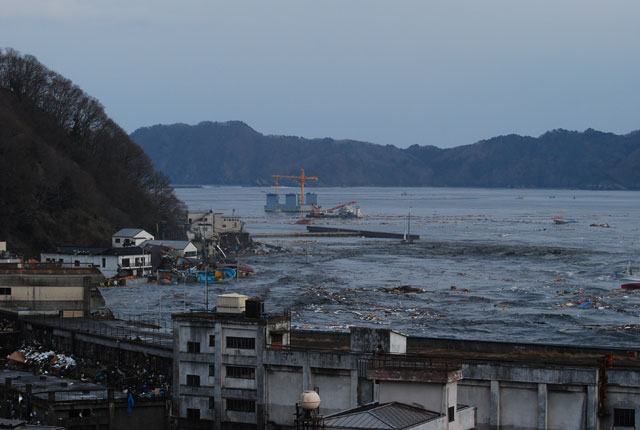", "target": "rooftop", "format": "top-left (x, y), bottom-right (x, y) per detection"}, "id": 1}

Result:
top-left (112, 228), bottom-right (148, 237)
top-left (323, 402), bottom-right (441, 429)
